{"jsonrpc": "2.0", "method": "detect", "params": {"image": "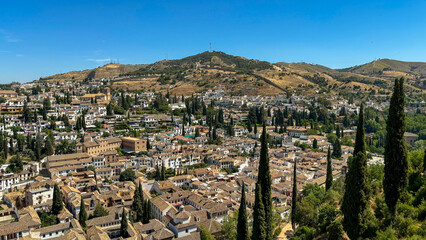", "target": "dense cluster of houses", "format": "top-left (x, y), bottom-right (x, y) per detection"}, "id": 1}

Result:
top-left (0, 79), bottom-right (417, 240)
